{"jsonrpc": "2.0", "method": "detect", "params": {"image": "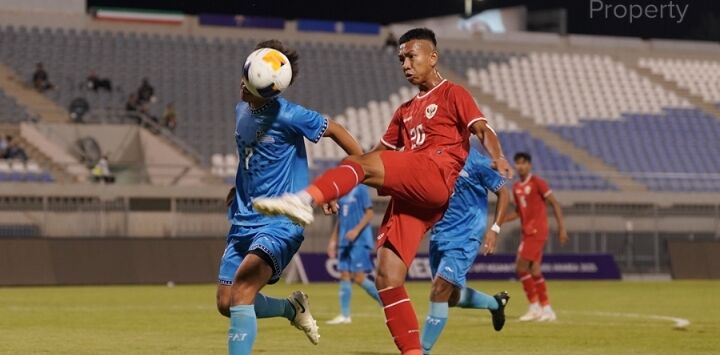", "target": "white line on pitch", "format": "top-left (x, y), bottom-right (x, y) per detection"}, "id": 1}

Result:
top-left (562, 310), bottom-right (690, 329)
